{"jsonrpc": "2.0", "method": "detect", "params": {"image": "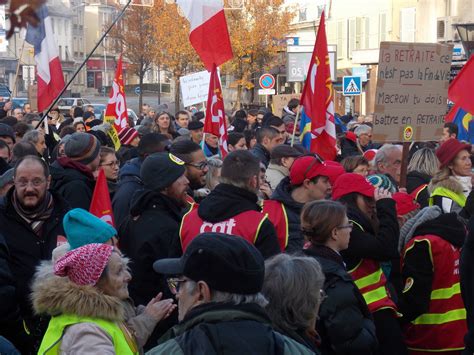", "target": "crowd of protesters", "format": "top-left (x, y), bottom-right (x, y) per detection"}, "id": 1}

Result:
top-left (0, 99), bottom-right (473, 355)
